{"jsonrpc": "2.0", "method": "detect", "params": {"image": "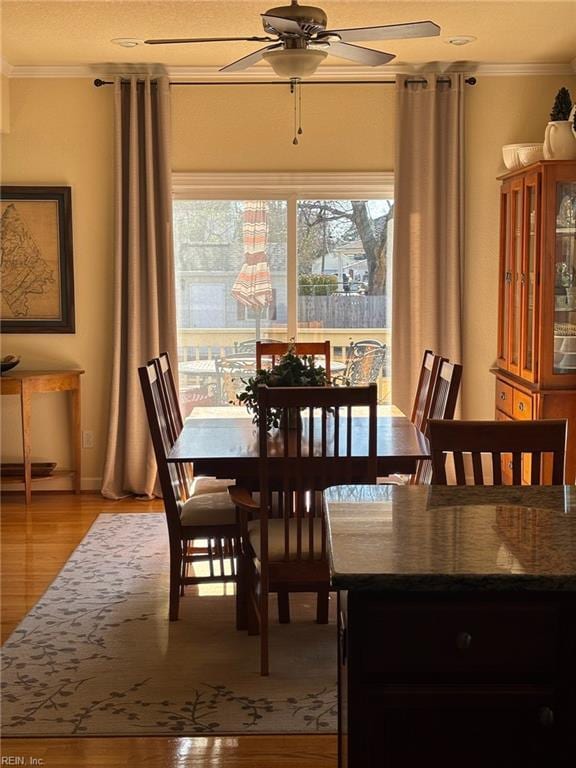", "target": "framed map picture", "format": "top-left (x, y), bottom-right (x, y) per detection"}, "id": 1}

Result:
top-left (1, 186), bottom-right (75, 333)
